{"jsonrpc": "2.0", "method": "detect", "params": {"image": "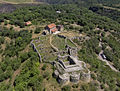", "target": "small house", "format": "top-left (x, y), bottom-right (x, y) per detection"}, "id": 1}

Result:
top-left (25, 21), bottom-right (32, 26)
top-left (46, 23), bottom-right (58, 34)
